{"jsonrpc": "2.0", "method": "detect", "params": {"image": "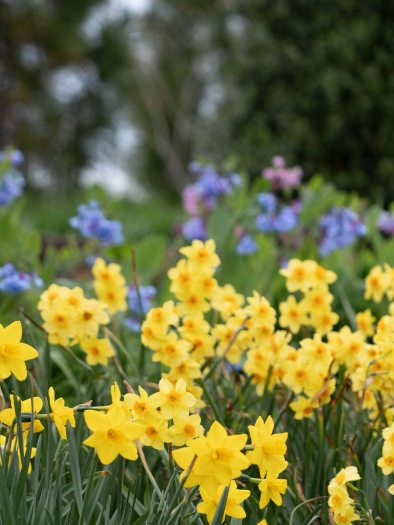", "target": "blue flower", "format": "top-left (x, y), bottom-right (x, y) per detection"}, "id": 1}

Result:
top-left (182, 217), bottom-right (207, 241)
top-left (257, 192), bottom-right (277, 214)
top-left (236, 234), bottom-right (257, 255)
top-left (185, 162), bottom-right (239, 212)
top-left (70, 201), bottom-right (124, 246)
top-left (125, 284), bottom-right (156, 332)
top-left (319, 207), bottom-right (367, 255)
top-left (0, 171), bottom-right (25, 206)
top-left (272, 206), bottom-right (298, 233)
top-left (0, 263), bottom-right (42, 293)
top-left (378, 211), bottom-right (394, 235)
